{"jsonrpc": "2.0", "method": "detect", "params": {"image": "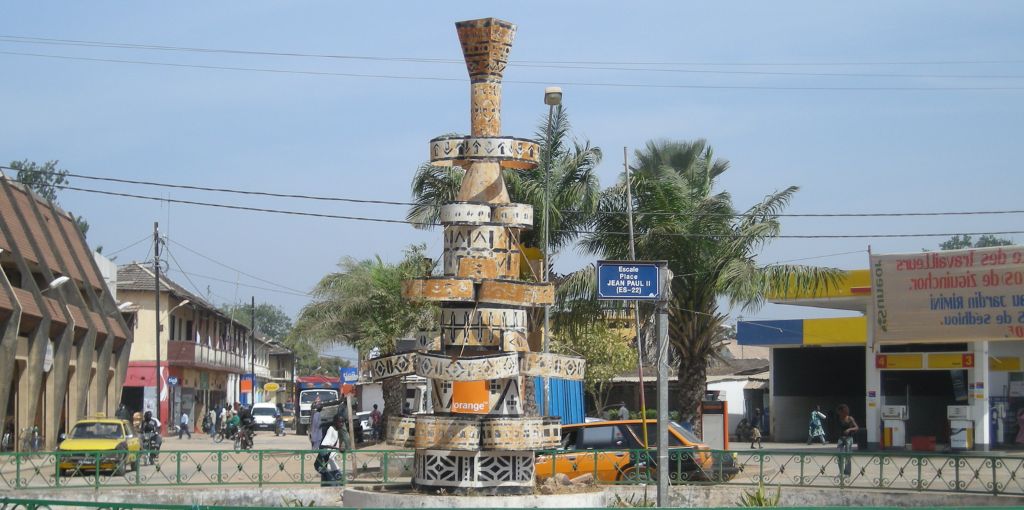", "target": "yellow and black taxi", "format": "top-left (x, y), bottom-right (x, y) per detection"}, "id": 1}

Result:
top-left (536, 419), bottom-right (739, 483)
top-left (57, 417), bottom-right (141, 475)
